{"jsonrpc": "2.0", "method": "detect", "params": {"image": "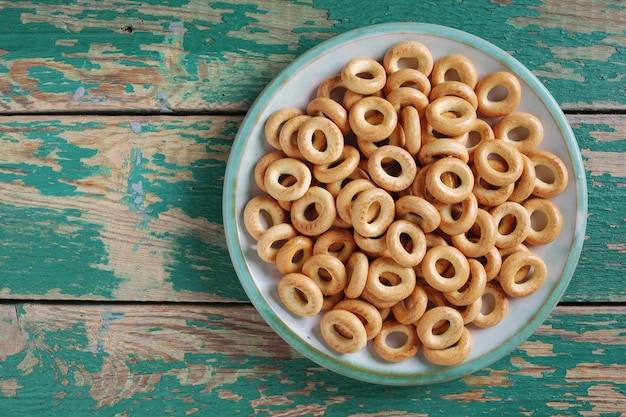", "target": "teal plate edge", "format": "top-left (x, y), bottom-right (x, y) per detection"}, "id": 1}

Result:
top-left (223, 22), bottom-right (588, 386)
